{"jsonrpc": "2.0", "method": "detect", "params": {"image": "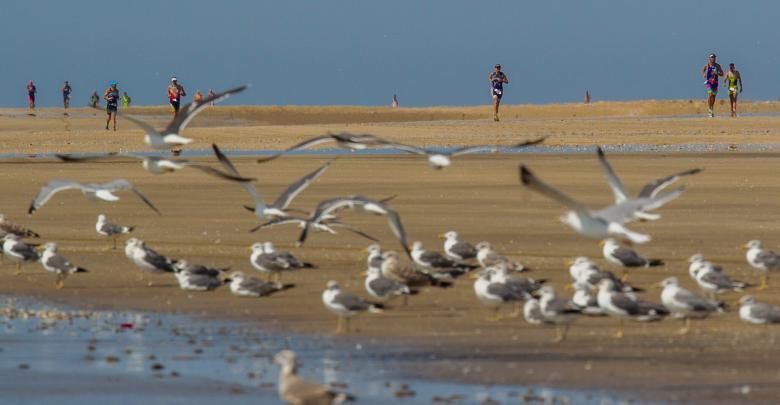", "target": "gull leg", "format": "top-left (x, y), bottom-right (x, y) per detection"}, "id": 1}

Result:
top-left (112, 236), bottom-right (117, 250)
top-left (614, 319), bottom-right (625, 339)
top-left (488, 307), bottom-right (502, 321)
top-left (620, 270), bottom-right (629, 283)
top-left (55, 274), bottom-right (65, 289)
top-left (758, 274), bottom-right (769, 291)
top-left (402, 295), bottom-right (408, 307)
top-left (15, 262), bottom-right (21, 276)
top-left (551, 325), bottom-right (564, 343)
top-left (335, 316), bottom-right (343, 334)
top-left (0, 251), bottom-right (4, 264)
top-left (344, 317), bottom-right (350, 333)
top-left (509, 303), bottom-right (521, 318)
top-left (677, 318), bottom-right (691, 335)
